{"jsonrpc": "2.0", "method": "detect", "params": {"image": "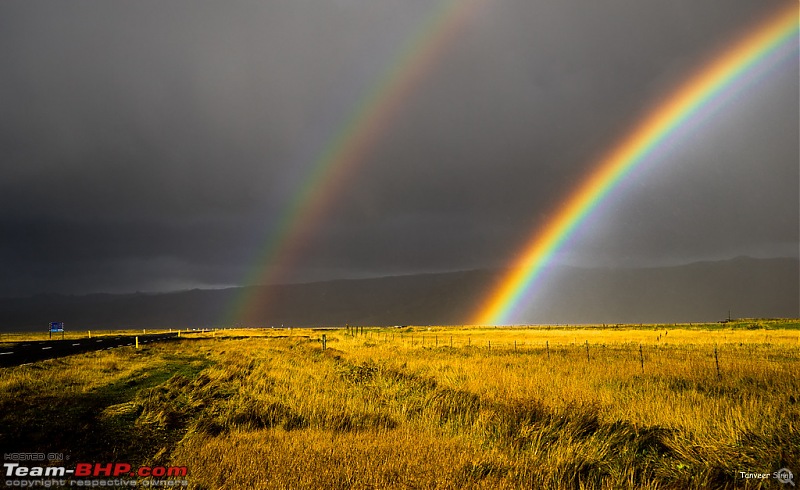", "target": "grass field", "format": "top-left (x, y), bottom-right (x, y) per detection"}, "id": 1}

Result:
top-left (1, 320), bottom-right (799, 489)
